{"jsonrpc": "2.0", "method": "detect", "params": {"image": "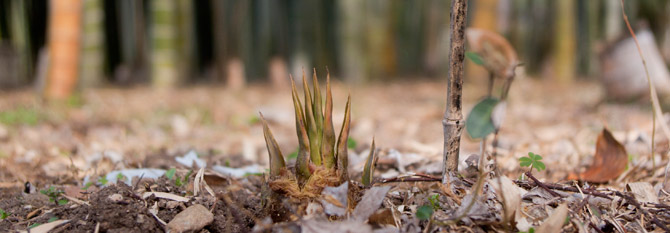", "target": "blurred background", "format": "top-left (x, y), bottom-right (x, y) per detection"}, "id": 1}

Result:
top-left (1, 0), bottom-right (670, 99)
